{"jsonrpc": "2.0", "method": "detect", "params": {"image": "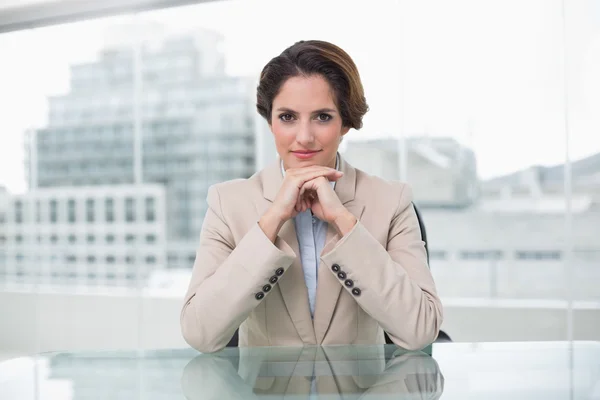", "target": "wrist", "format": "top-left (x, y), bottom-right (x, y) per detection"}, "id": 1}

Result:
top-left (332, 210), bottom-right (357, 236)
